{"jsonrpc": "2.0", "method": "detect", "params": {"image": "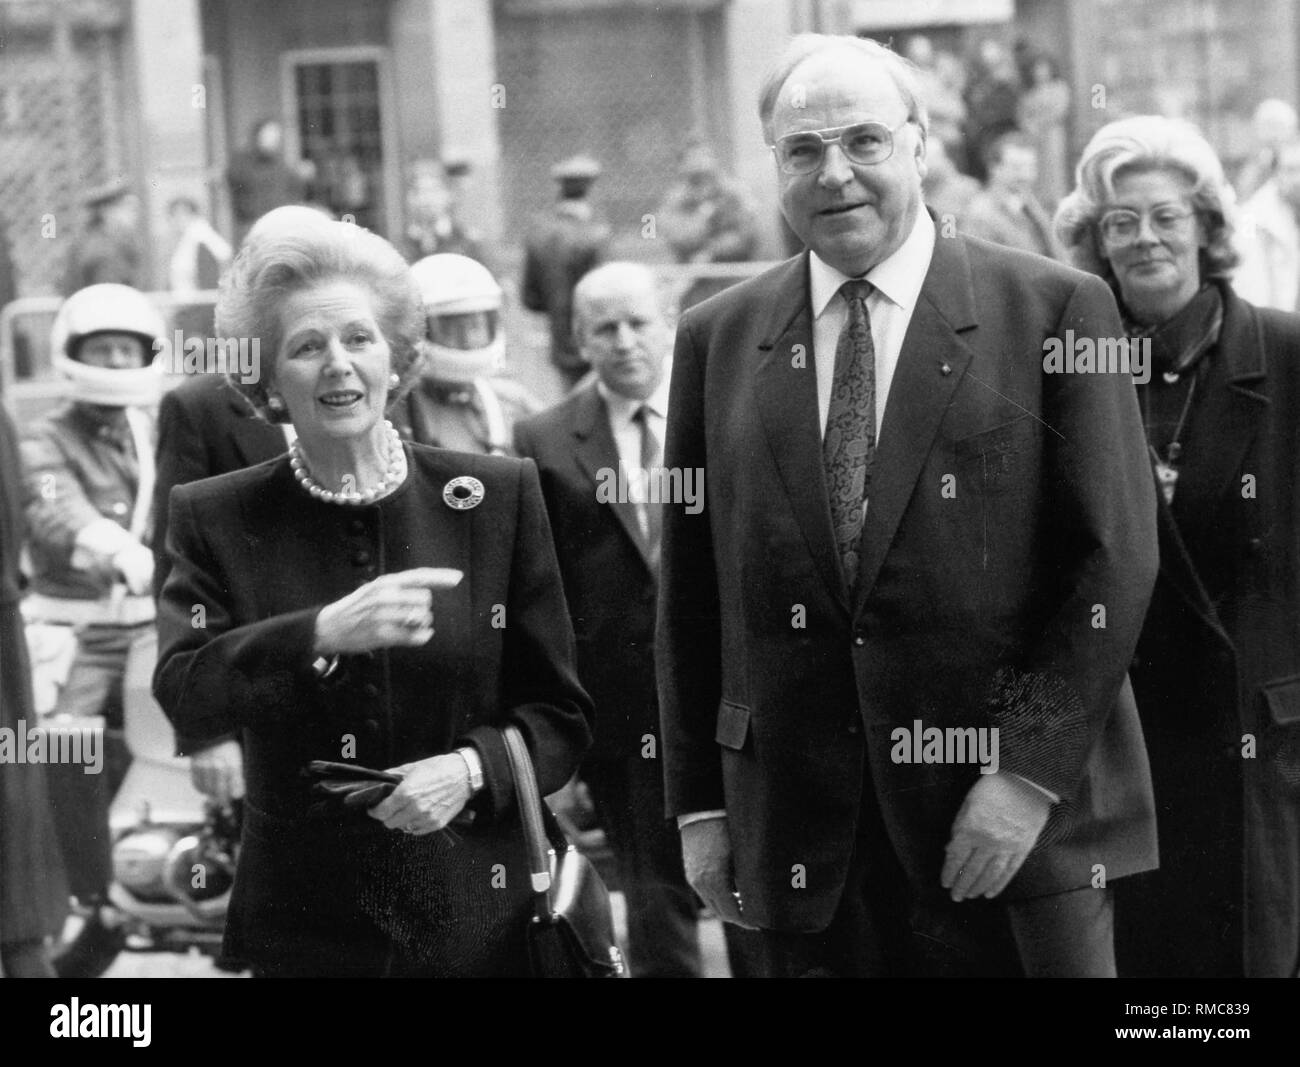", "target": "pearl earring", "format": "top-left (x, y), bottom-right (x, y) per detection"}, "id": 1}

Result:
top-left (267, 395), bottom-right (285, 413)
